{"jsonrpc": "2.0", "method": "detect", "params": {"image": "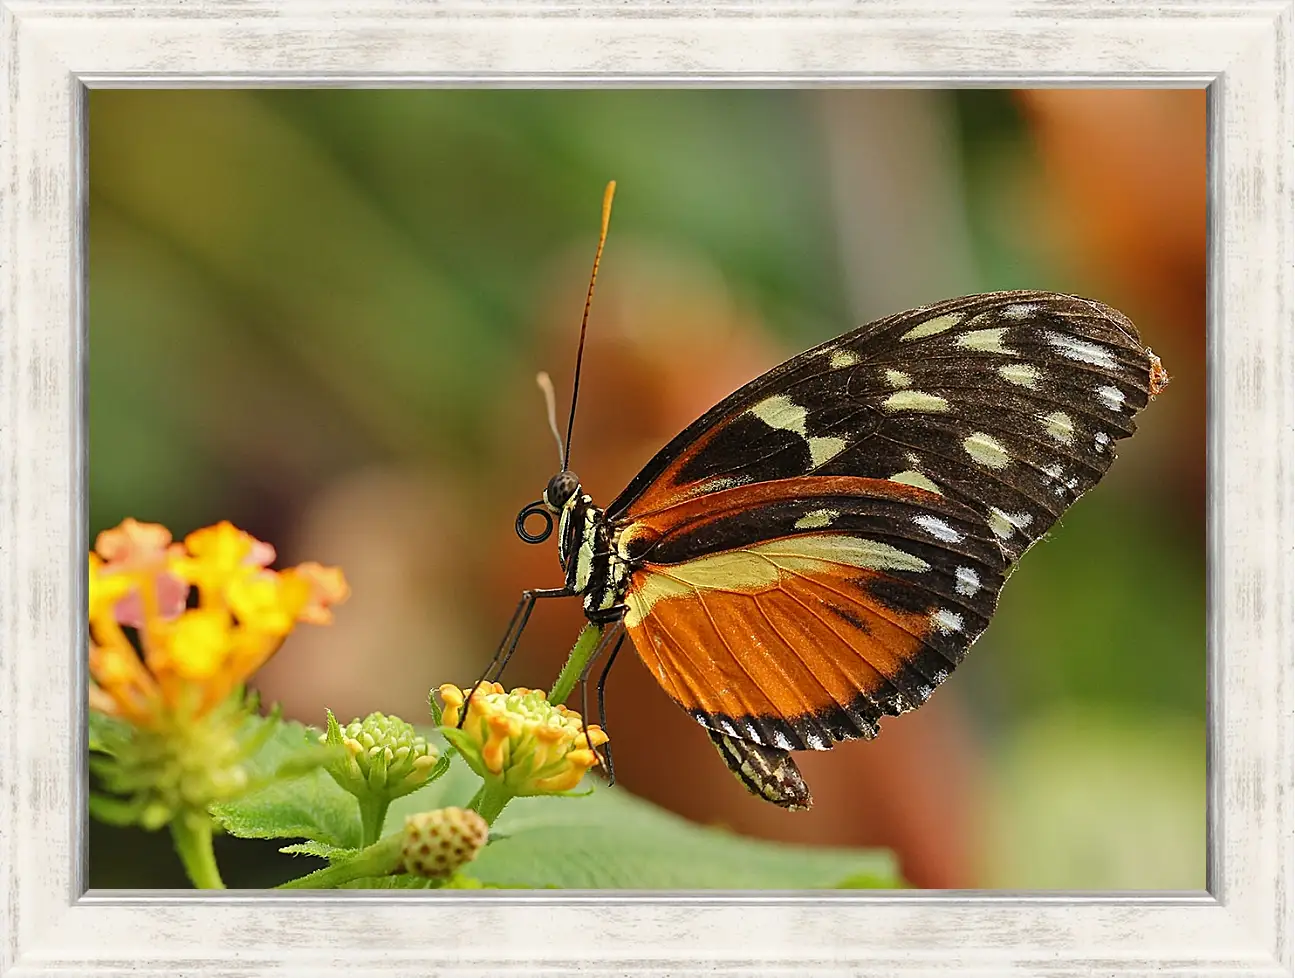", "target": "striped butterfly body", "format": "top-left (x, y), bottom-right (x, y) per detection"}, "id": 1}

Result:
top-left (496, 185), bottom-right (1168, 810)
